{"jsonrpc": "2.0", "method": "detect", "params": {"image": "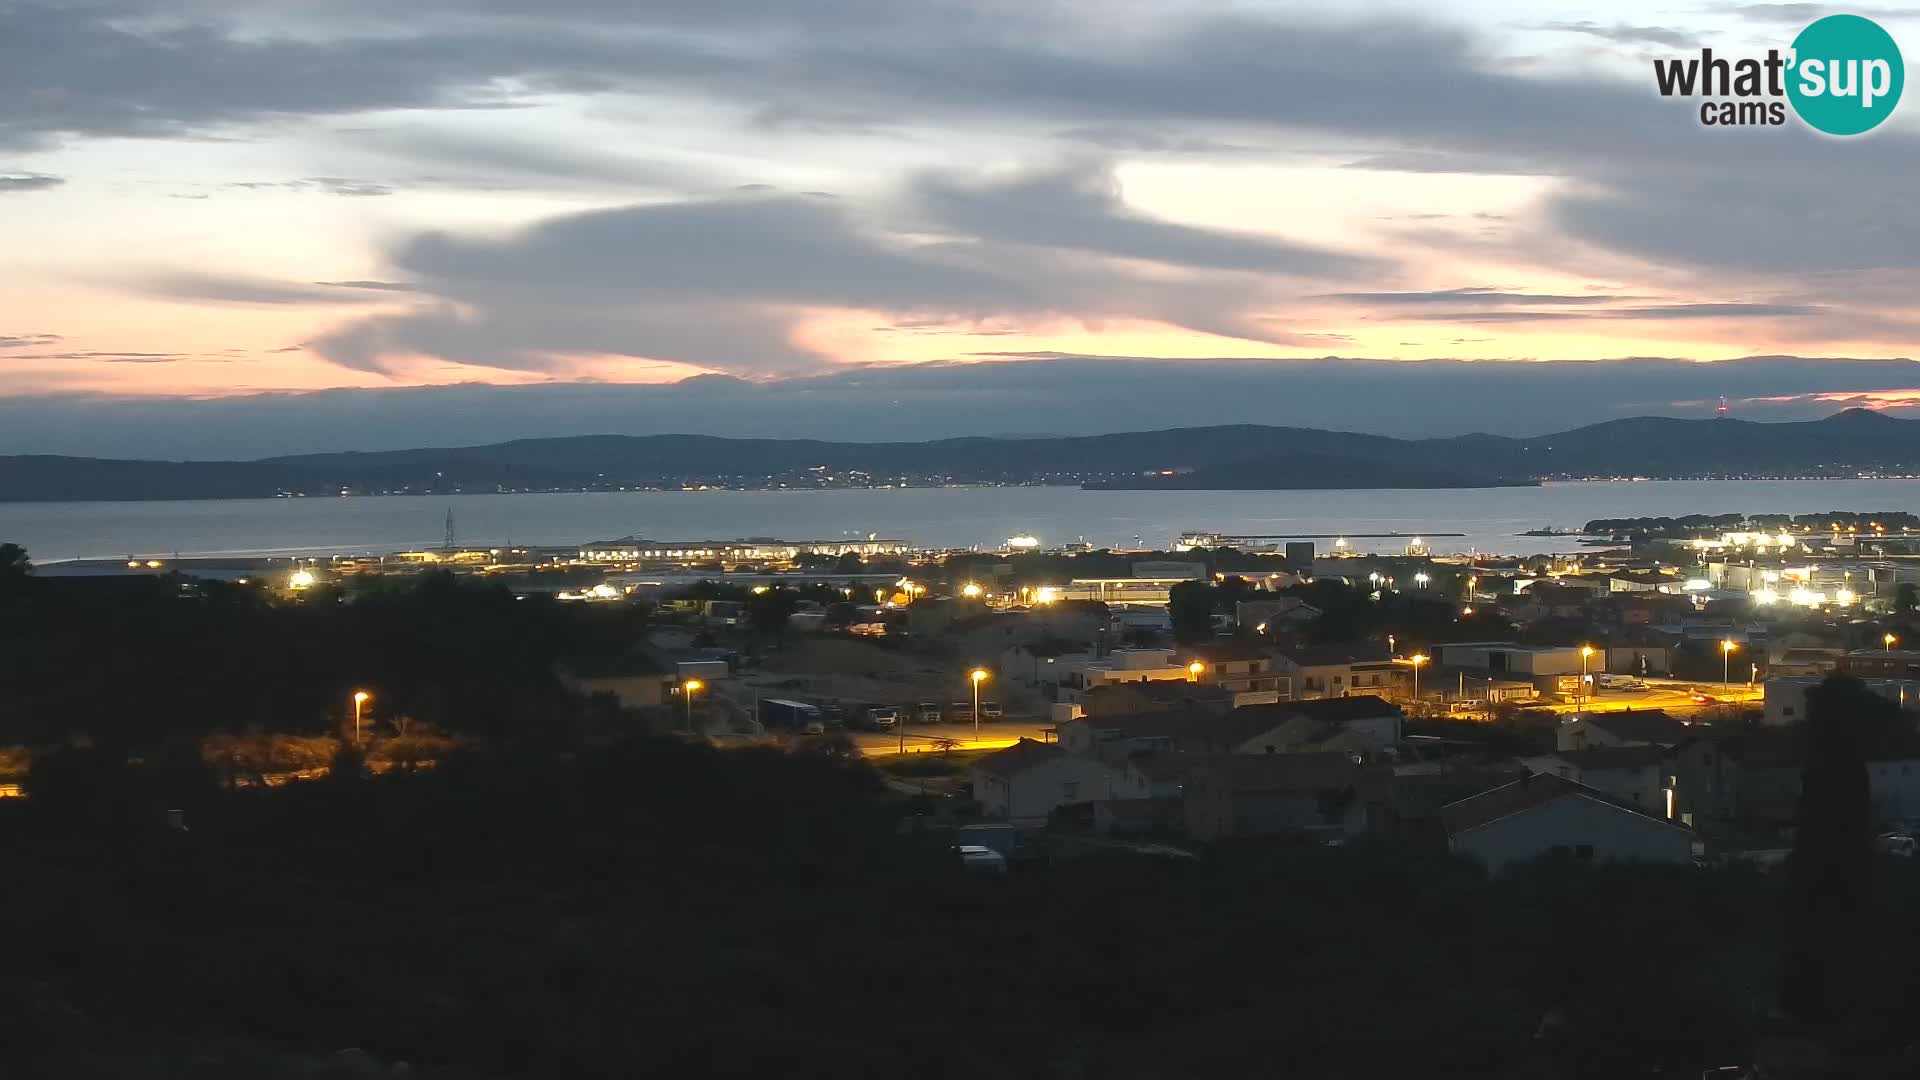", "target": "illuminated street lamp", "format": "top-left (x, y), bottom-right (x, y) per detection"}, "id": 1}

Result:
top-left (1413, 572), bottom-right (1430, 588)
top-left (1721, 639), bottom-right (1737, 686)
top-left (961, 582), bottom-right (983, 599)
top-left (1579, 645), bottom-right (1595, 712)
top-left (969, 668), bottom-right (989, 742)
top-left (351, 690), bottom-right (371, 745)
top-left (683, 678), bottom-right (704, 734)
top-left (1408, 653), bottom-right (1428, 703)
top-left (1188, 660), bottom-right (1205, 683)
top-left (1887, 633), bottom-right (1900, 650)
